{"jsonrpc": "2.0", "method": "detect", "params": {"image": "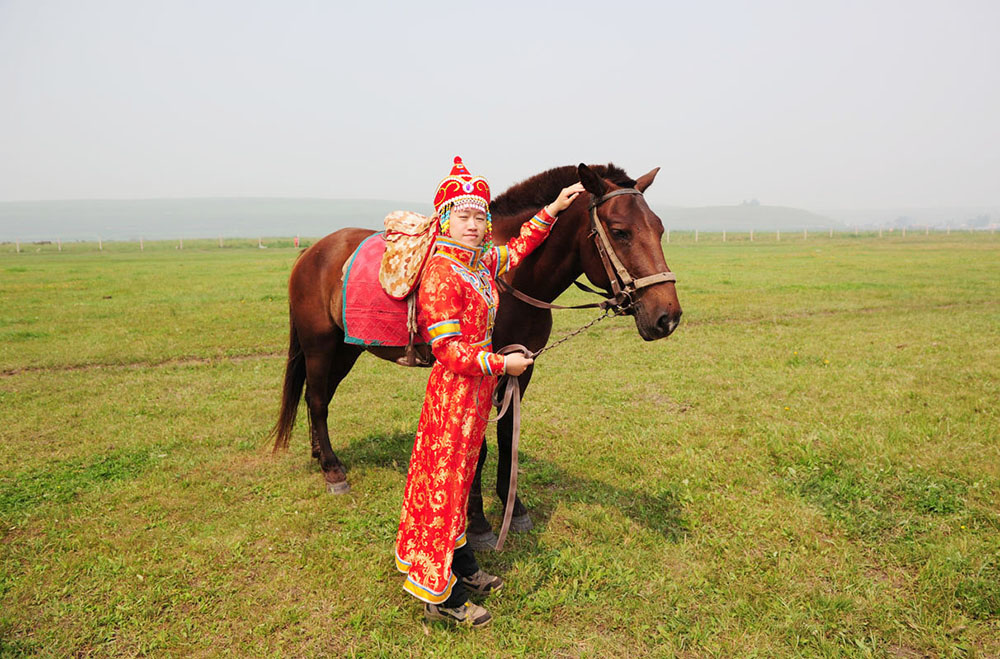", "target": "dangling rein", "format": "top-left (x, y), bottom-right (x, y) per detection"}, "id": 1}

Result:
top-left (477, 344), bottom-right (532, 552)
